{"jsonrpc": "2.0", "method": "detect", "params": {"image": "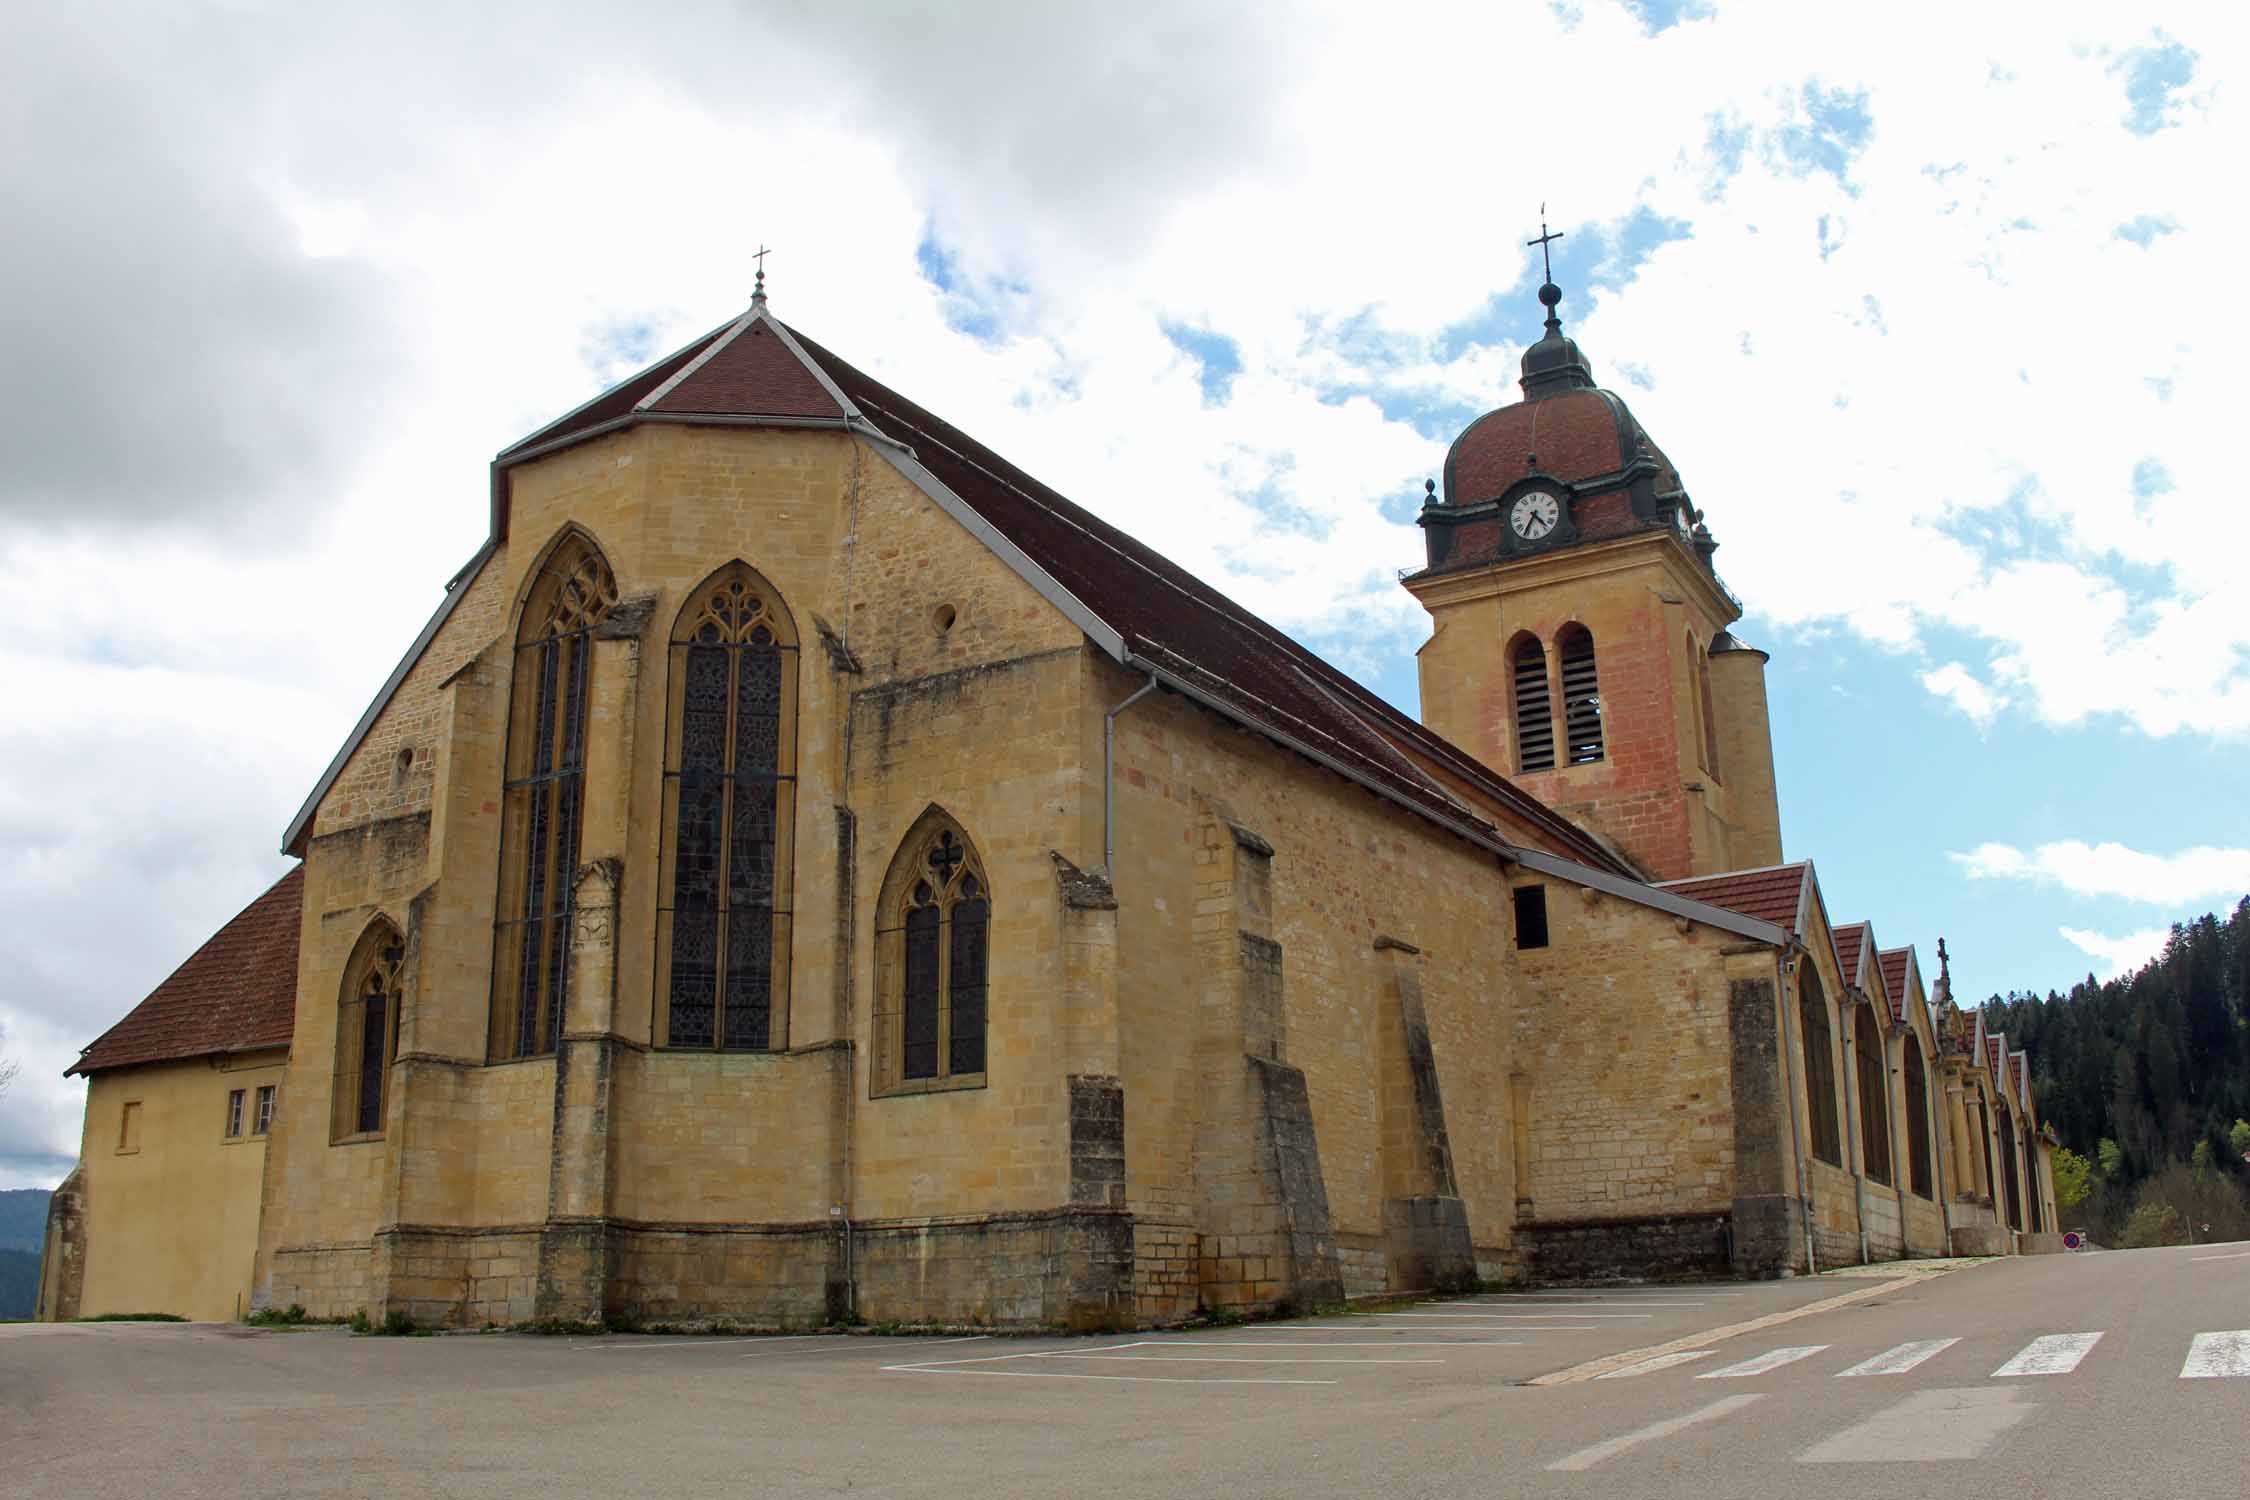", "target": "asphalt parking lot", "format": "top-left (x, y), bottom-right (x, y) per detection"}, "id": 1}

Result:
top-left (0, 1273), bottom-right (1953, 1500)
